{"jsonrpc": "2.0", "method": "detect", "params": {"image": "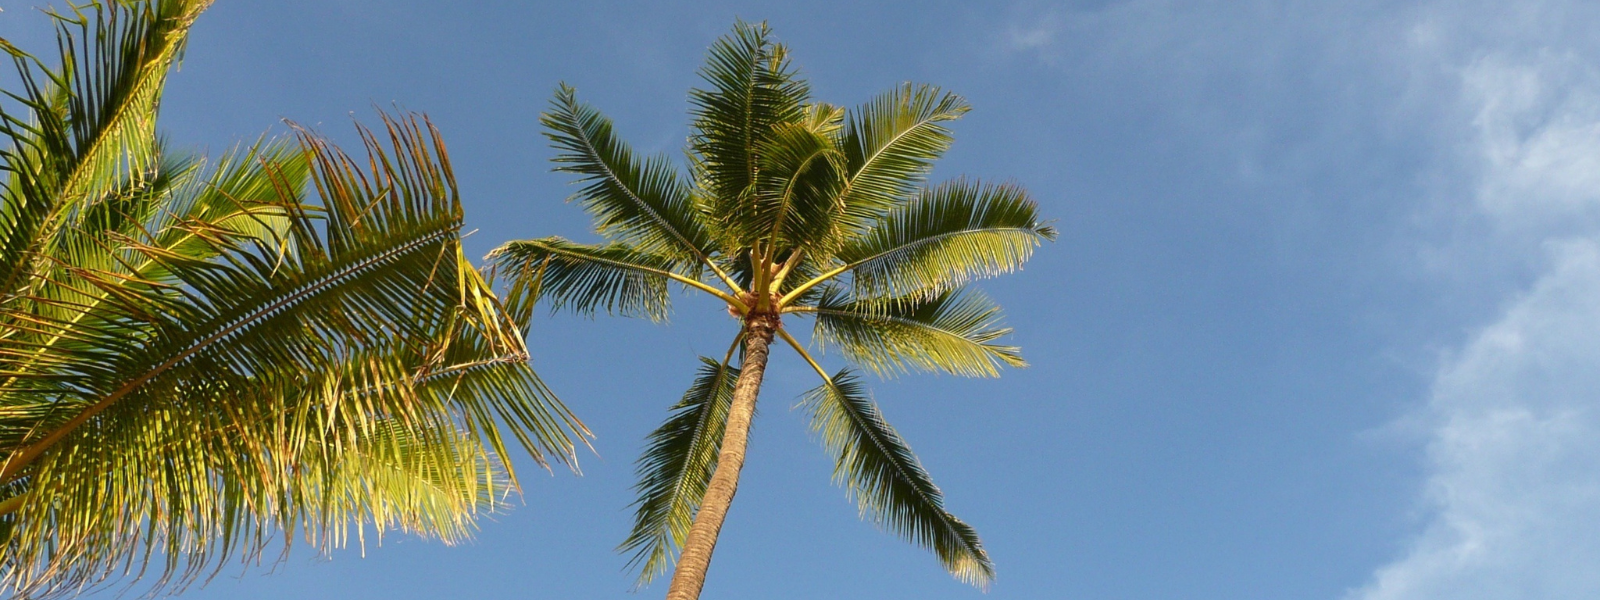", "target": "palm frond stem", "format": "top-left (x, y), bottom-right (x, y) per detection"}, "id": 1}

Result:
top-left (0, 491), bottom-right (25, 517)
top-left (779, 225), bottom-right (1043, 307)
top-left (769, 247), bottom-right (803, 292)
top-left (777, 326), bottom-right (828, 381)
